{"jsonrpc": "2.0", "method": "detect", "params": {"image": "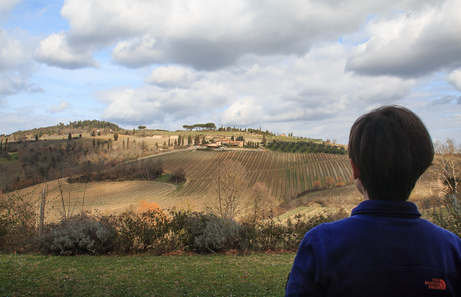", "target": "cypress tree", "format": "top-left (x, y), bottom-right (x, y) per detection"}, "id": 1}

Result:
top-left (127, 138), bottom-right (130, 150)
